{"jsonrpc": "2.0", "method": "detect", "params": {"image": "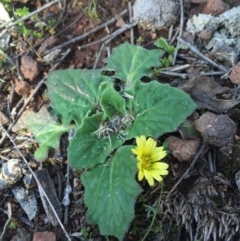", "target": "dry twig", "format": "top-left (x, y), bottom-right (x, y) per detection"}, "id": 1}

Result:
top-left (128, 2), bottom-right (134, 44)
top-left (172, 0), bottom-right (184, 65)
top-left (166, 143), bottom-right (206, 198)
top-left (45, 9), bottom-right (128, 54)
top-left (160, 71), bottom-right (188, 79)
top-left (177, 37), bottom-right (229, 73)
